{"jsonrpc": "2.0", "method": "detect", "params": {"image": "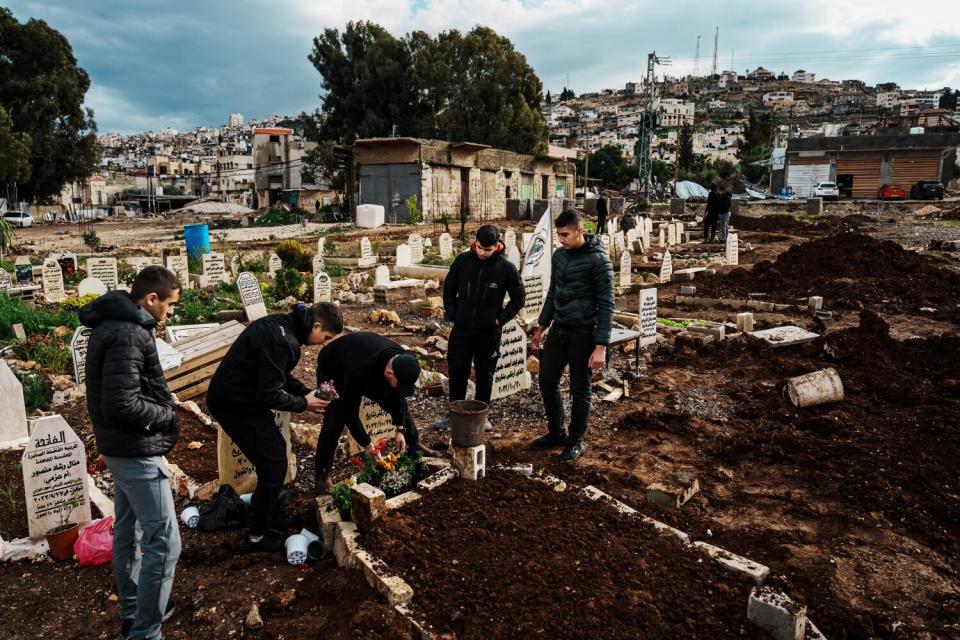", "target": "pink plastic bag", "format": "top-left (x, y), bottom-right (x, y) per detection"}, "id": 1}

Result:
top-left (75, 516), bottom-right (114, 566)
